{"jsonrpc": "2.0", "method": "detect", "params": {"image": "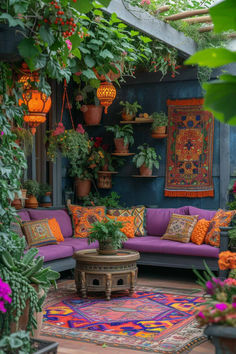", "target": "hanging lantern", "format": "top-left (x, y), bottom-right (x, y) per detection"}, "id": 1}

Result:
top-left (18, 63), bottom-right (51, 135)
top-left (96, 81), bottom-right (116, 114)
